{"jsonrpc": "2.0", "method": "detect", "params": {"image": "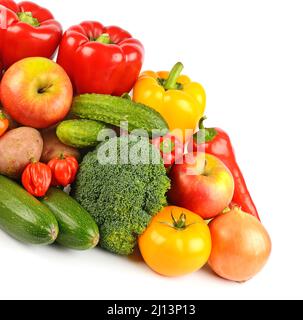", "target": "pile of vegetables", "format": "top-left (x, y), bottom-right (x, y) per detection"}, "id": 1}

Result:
top-left (0, 0), bottom-right (271, 283)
